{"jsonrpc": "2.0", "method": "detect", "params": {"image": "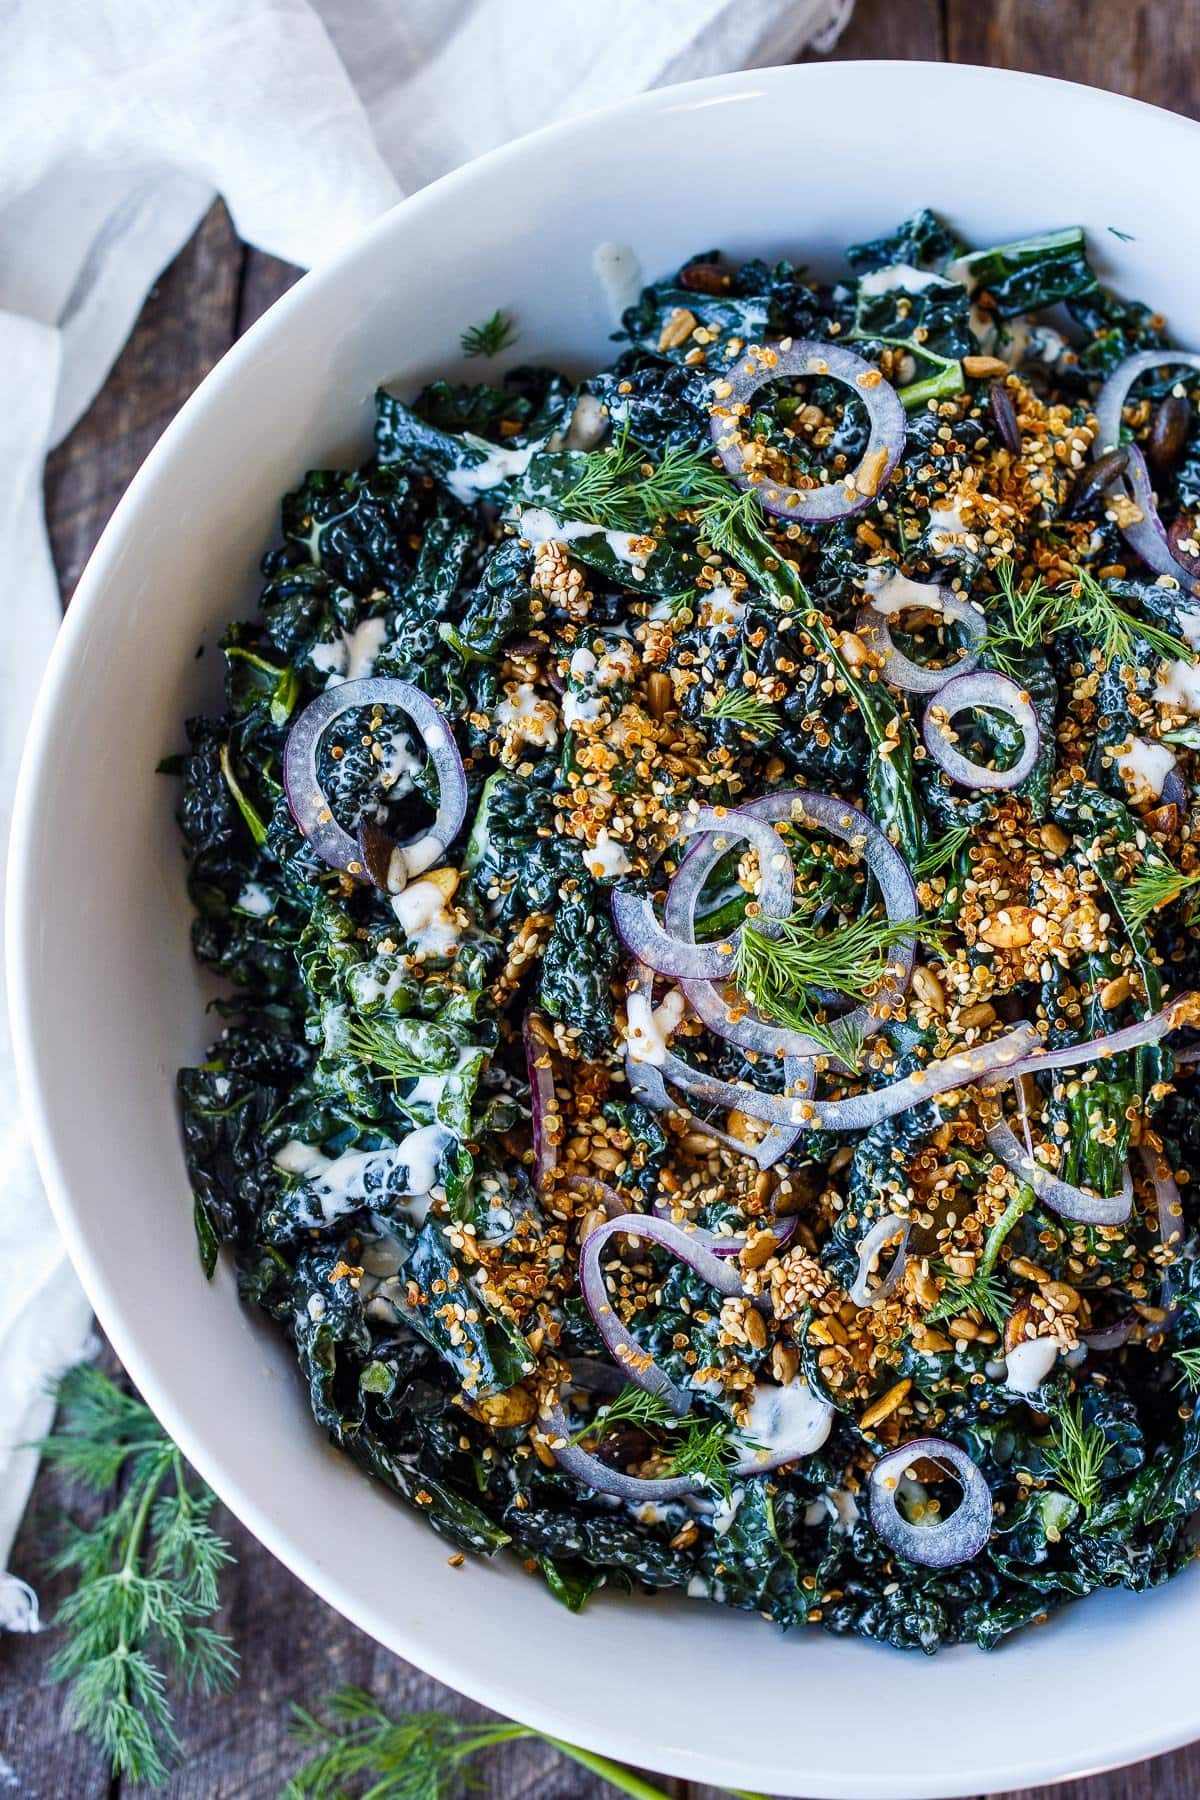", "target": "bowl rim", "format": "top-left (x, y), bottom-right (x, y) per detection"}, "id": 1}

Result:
top-left (10, 57), bottom-right (1200, 1799)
